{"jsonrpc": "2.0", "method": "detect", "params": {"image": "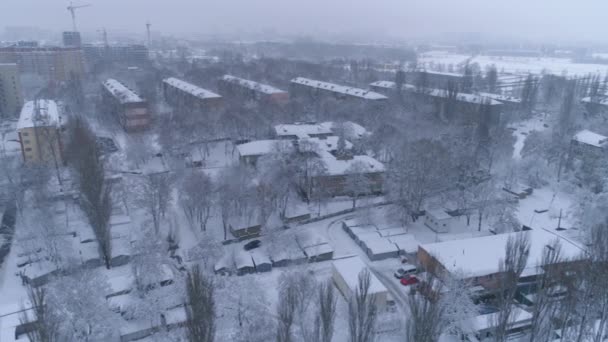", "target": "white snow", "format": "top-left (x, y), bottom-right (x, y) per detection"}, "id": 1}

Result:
top-left (16, 99), bottom-right (60, 130)
top-left (163, 77), bottom-right (222, 100)
top-left (316, 150), bottom-right (385, 176)
top-left (292, 77), bottom-right (388, 100)
top-left (420, 229), bottom-right (585, 278)
top-left (221, 75), bottom-right (287, 94)
top-left (103, 79), bottom-right (145, 104)
top-left (235, 139), bottom-right (293, 157)
top-left (274, 122), bottom-right (333, 139)
top-left (332, 256), bottom-right (387, 295)
top-left (572, 129), bottom-right (608, 147)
